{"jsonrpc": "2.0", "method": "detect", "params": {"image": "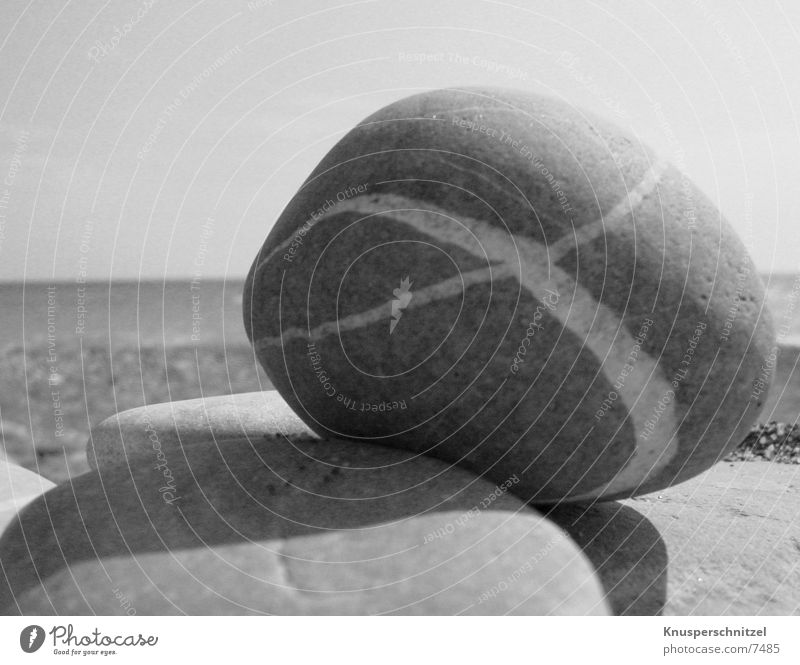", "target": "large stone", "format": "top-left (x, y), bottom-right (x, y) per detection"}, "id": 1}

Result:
top-left (244, 86), bottom-right (774, 503)
top-left (0, 461), bottom-right (55, 536)
top-left (87, 391), bottom-right (317, 470)
top-left (2, 436), bottom-right (609, 615)
top-left (546, 502), bottom-right (667, 616)
top-left (622, 461), bottom-right (800, 615)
